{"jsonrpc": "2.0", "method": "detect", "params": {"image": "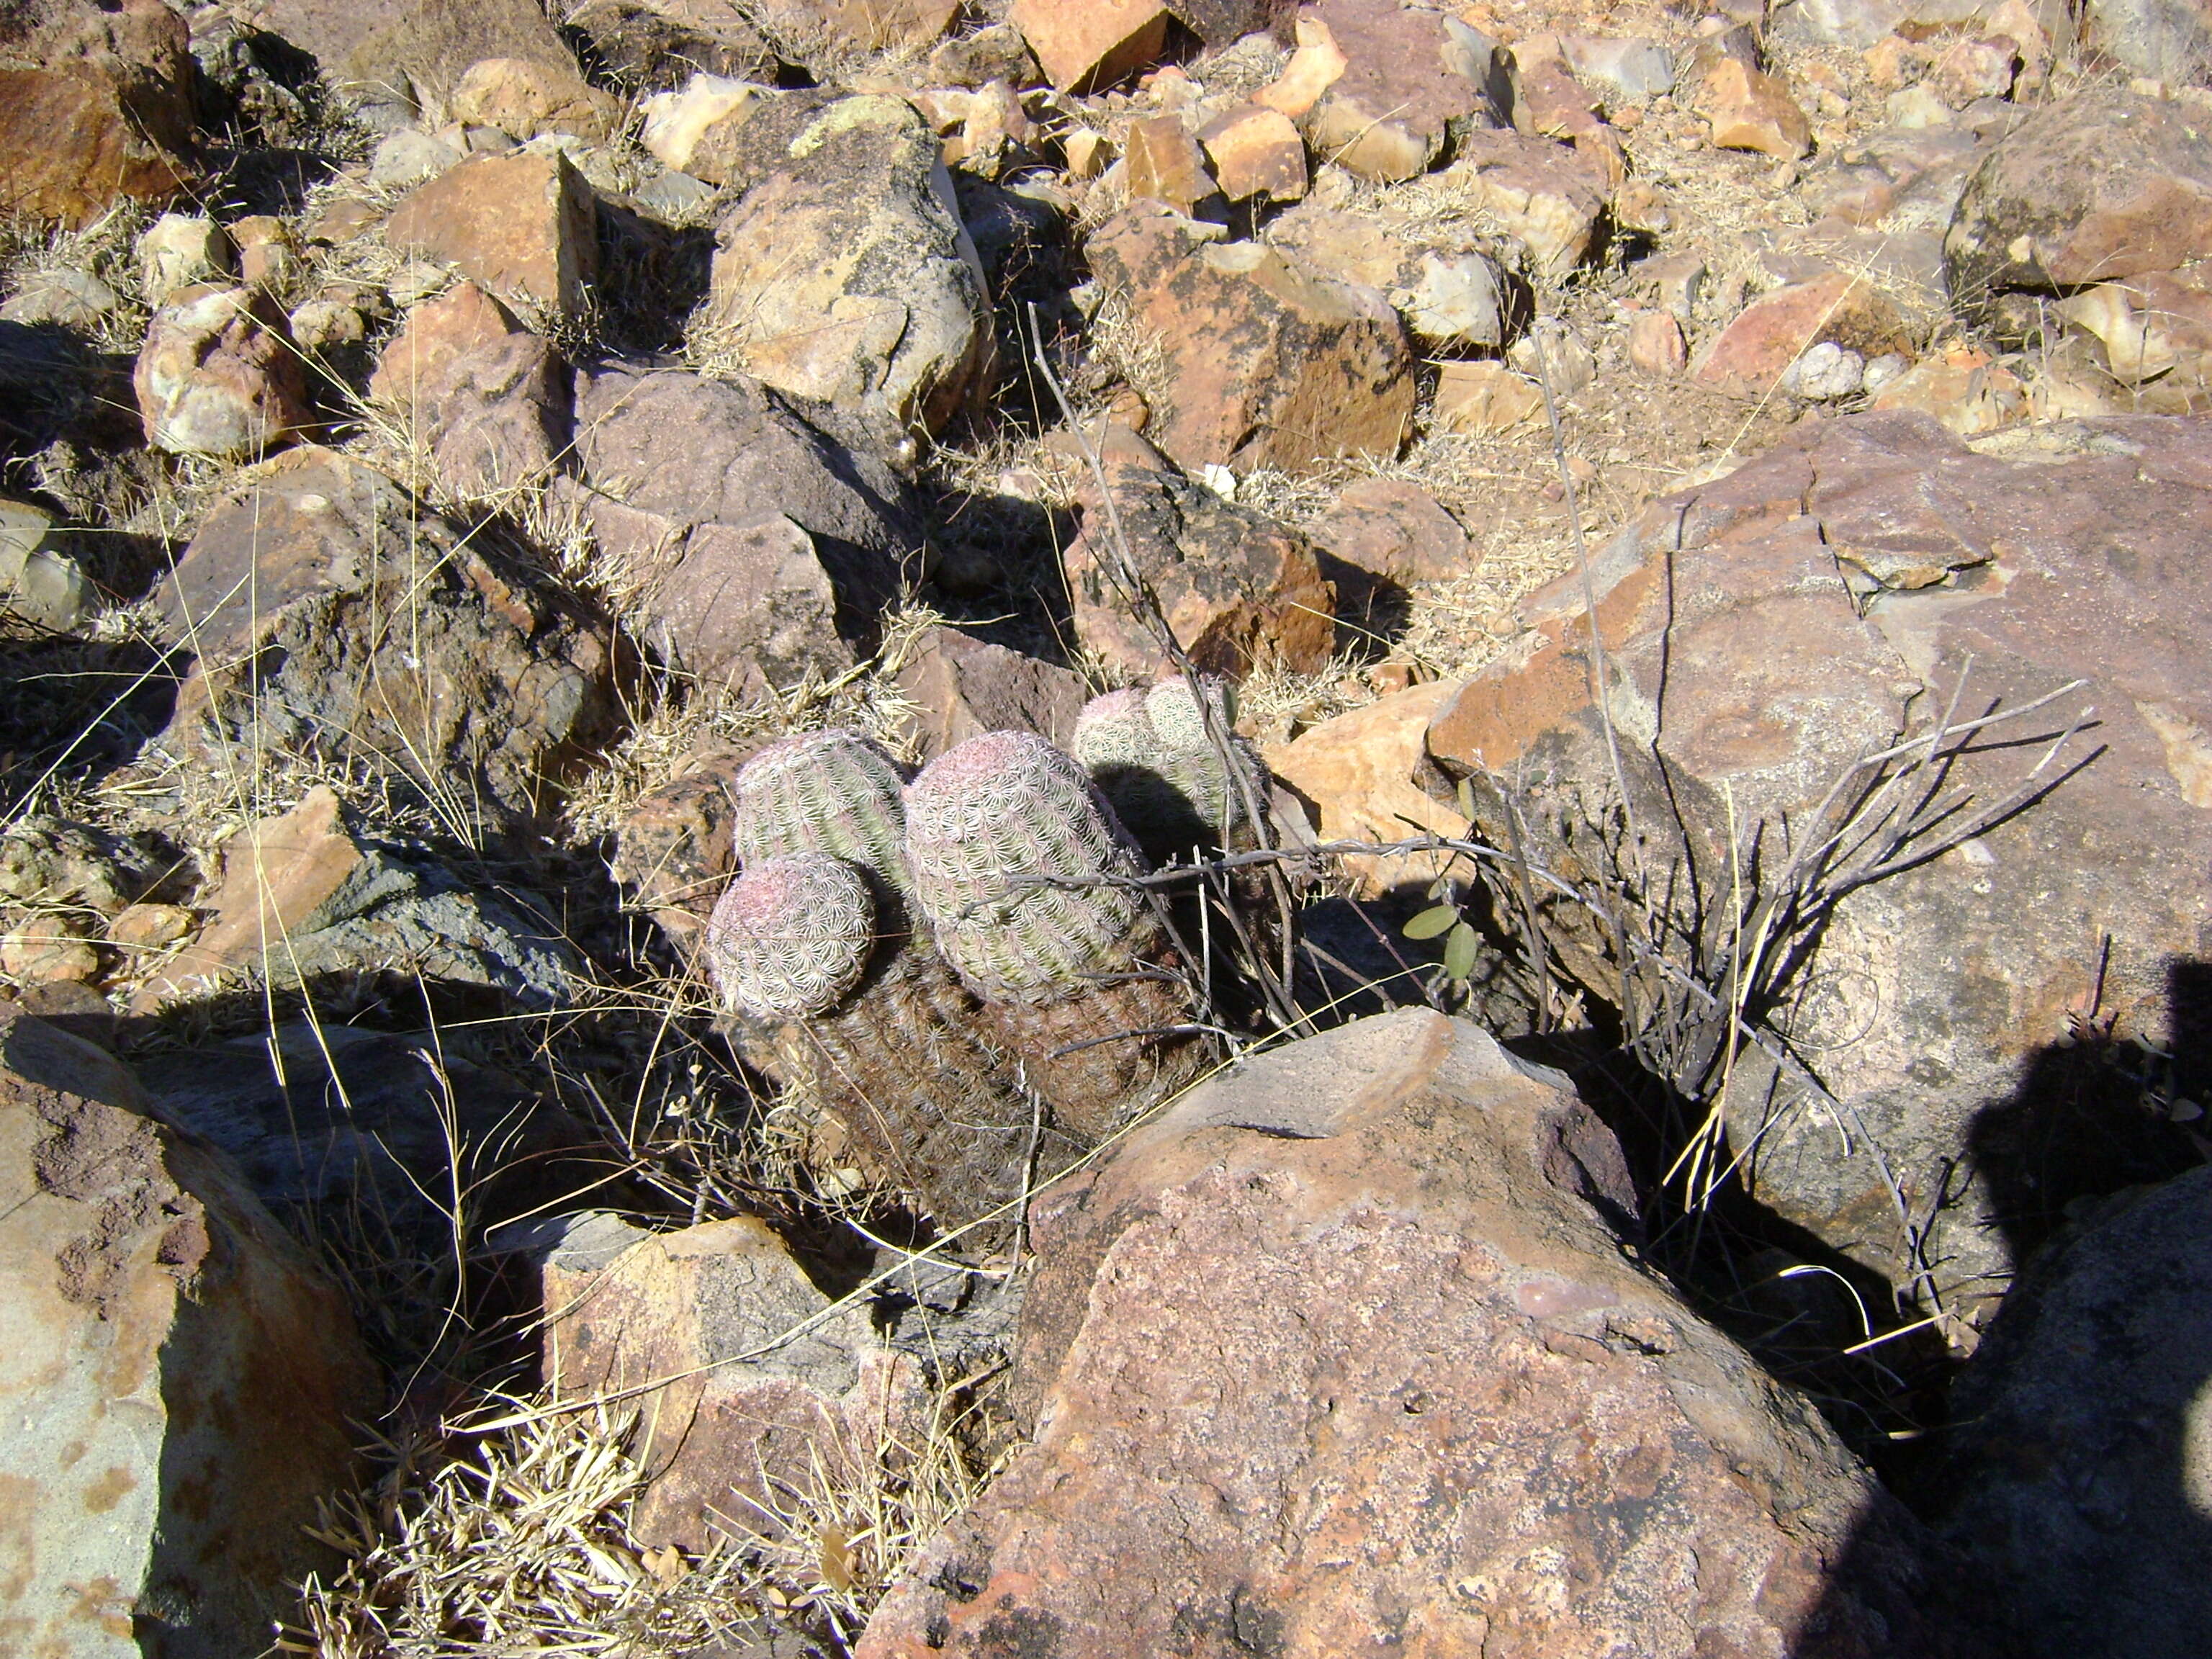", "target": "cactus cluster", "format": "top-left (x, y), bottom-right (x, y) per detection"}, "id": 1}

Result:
top-left (705, 713), bottom-right (1228, 1239)
top-left (1072, 675), bottom-right (1270, 861)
